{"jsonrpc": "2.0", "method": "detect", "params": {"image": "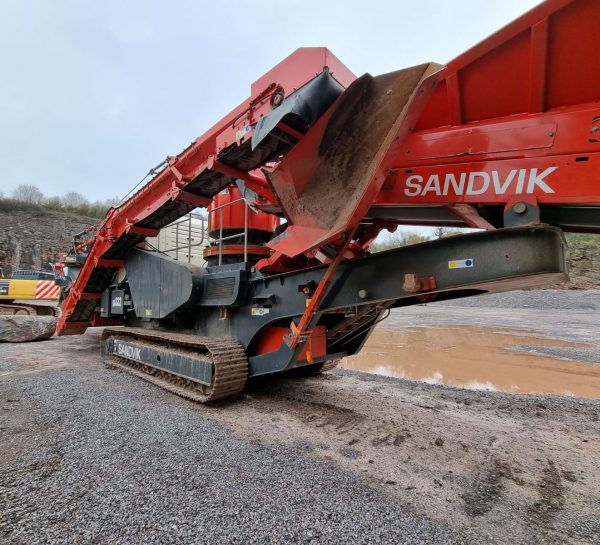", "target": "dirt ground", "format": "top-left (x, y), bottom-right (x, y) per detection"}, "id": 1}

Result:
top-left (217, 373), bottom-right (599, 544)
top-left (1, 296), bottom-right (599, 544)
